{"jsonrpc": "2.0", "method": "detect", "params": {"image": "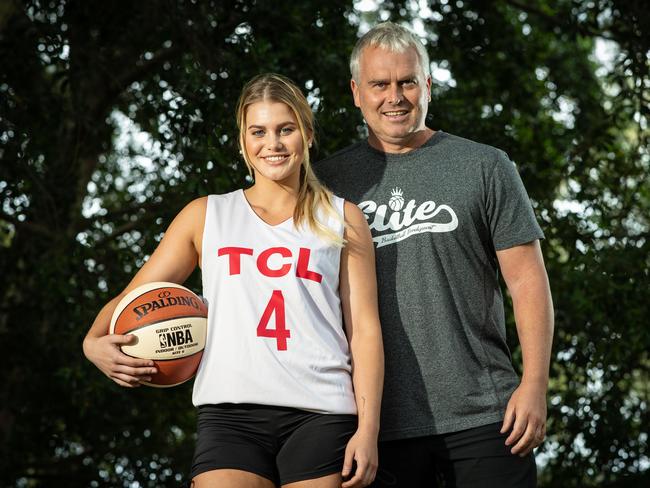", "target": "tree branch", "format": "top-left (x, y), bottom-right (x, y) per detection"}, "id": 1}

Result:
top-left (67, 153), bottom-right (99, 239)
top-left (503, 0), bottom-right (617, 42)
top-left (92, 215), bottom-right (160, 249)
top-left (85, 198), bottom-right (165, 226)
top-left (0, 210), bottom-right (54, 238)
top-left (92, 44), bottom-right (184, 118)
top-left (0, 0), bottom-right (20, 34)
